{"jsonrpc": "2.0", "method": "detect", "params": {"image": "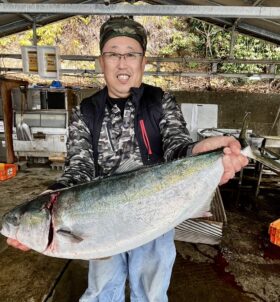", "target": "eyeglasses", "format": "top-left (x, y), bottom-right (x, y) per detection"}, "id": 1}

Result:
top-left (102, 52), bottom-right (144, 62)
